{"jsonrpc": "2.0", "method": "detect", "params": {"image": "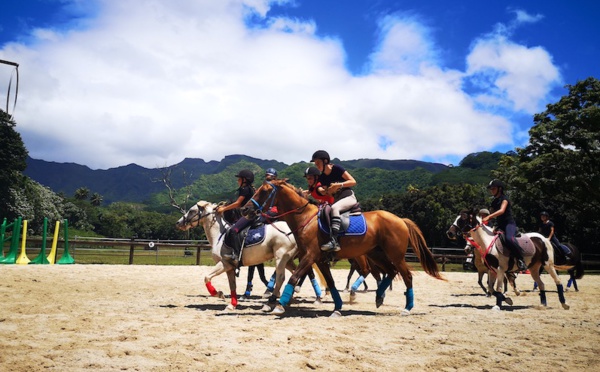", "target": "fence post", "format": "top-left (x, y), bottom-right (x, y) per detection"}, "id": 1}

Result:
top-left (129, 237), bottom-right (135, 264)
